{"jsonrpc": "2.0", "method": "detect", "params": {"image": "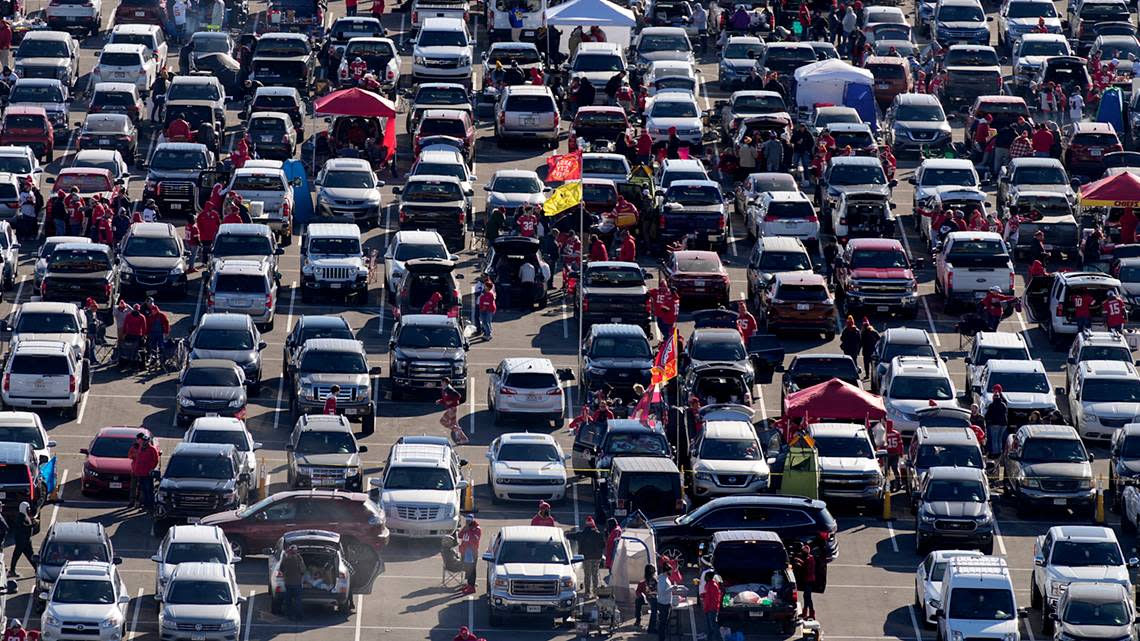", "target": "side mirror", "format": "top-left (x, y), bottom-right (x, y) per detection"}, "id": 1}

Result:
top-left (275, 247), bottom-right (285, 255)
top-left (934, 609), bottom-right (944, 619)
top-left (113, 556), bottom-right (123, 565)
top-left (237, 595), bottom-right (248, 604)
top-left (45, 177), bottom-right (55, 185)
top-left (38, 592), bottom-right (50, 601)
top-left (369, 478), bottom-right (382, 488)
top-left (258, 341), bottom-right (267, 350)
top-left (1034, 555), bottom-right (1044, 566)
top-left (80, 448), bottom-right (89, 455)
top-left (392, 187), bottom-right (402, 194)
top-left (1018, 609), bottom-right (1029, 619)
top-left (1055, 387), bottom-right (1065, 396)
top-left (571, 554), bottom-right (584, 563)
top-left (253, 443), bottom-right (262, 451)
top-left (1089, 453), bottom-right (1096, 462)
top-left (231, 556), bottom-right (242, 564)
top-left (358, 445), bottom-right (368, 453)
top-left (151, 554), bottom-right (161, 562)
top-left (32, 554), bottom-right (40, 565)
top-left (457, 480), bottom-right (469, 489)
top-left (369, 366), bottom-right (383, 376)
top-left (1068, 356), bottom-right (1076, 365)
top-left (964, 356), bottom-right (973, 365)
top-left (482, 552), bottom-right (494, 562)
top-left (118, 594), bottom-right (130, 604)
top-left (285, 444), bottom-right (294, 451)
